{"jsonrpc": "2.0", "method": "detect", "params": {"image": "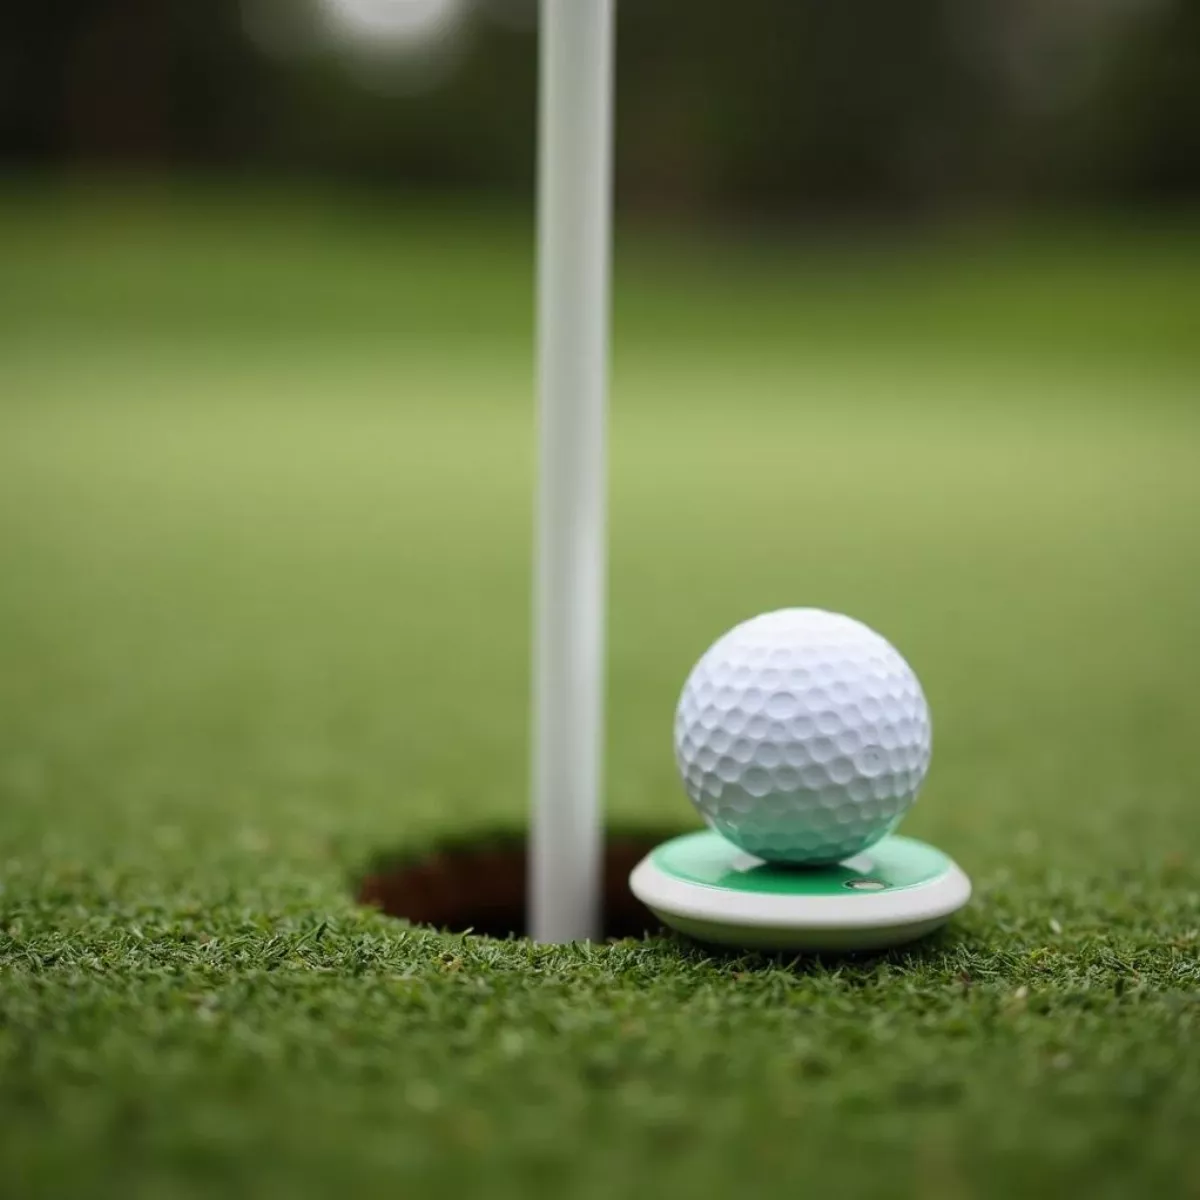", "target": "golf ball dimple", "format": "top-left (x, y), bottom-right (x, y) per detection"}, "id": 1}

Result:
top-left (675, 609), bottom-right (932, 865)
